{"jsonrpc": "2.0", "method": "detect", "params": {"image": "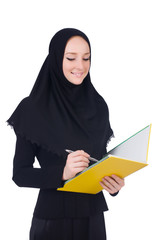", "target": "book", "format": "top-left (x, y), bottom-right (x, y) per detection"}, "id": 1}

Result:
top-left (57, 124), bottom-right (152, 194)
